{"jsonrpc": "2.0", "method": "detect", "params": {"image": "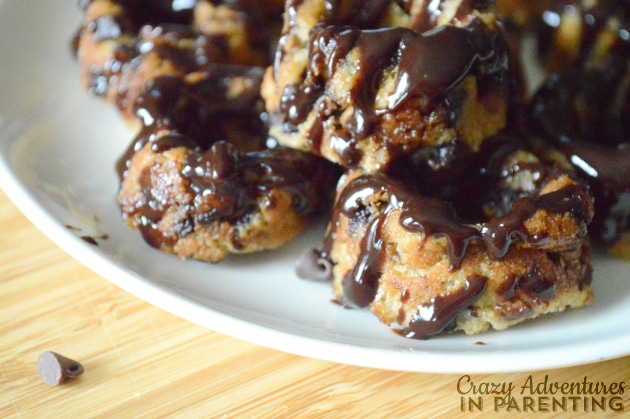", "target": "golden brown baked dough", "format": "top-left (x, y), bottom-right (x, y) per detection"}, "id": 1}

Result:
top-left (312, 143), bottom-right (594, 338)
top-left (73, 0), bottom-right (284, 122)
top-left (262, 0), bottom-right (519, 172)
top-left (117, 70), bottom-right (339, 262)
top-left (524, 1), bottom-right (630, 248)
top-left (71, 1), bottom-right (610, 339)
top-left (73, 1), bottom-right (342, 262)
